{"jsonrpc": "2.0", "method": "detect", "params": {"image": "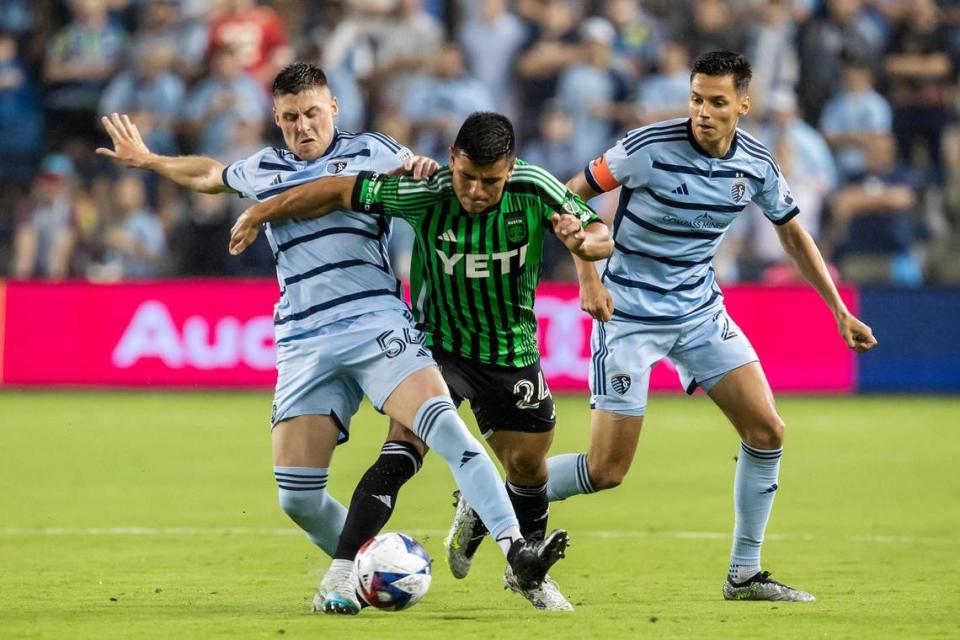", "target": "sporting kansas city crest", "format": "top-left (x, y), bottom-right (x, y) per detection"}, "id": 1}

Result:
top-left (730, 178), bottom-right (746, 203)
top-left (610, 373), bottom-right (632, 396)
top-left (328, 159), bottom-right (349, 174)
top-left (504, 210), bottom-right (528, 244)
